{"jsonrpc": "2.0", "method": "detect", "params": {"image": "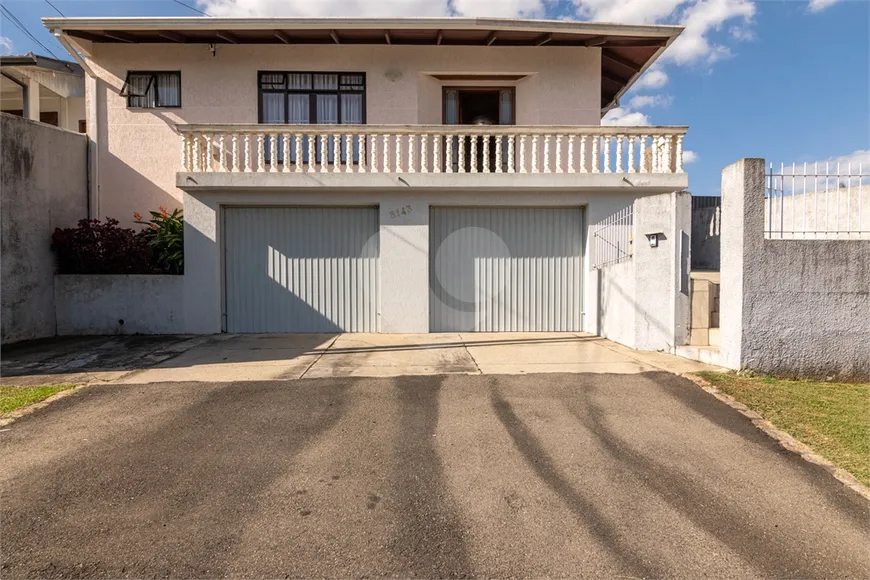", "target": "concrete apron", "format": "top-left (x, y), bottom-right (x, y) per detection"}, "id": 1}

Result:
top-left (112, 333), bottom-right (715, 385)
